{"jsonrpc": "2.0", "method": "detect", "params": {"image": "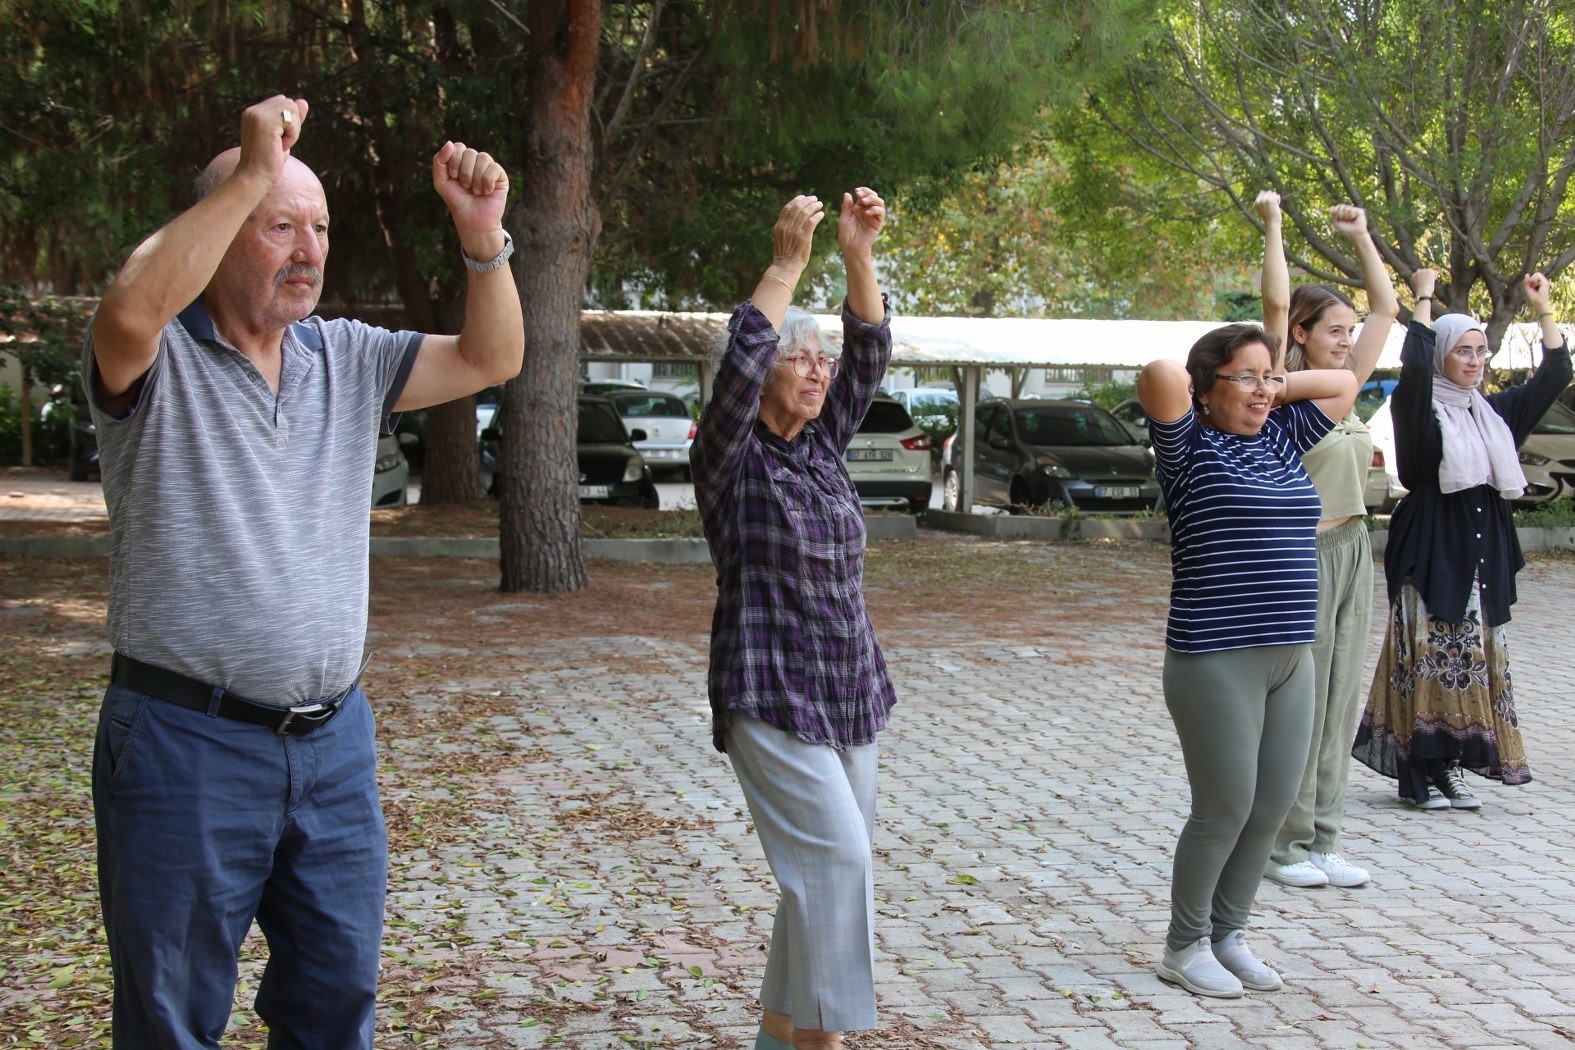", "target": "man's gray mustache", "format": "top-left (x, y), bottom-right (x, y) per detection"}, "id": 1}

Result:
top-left (275, 264), bottom-right (322, 286)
